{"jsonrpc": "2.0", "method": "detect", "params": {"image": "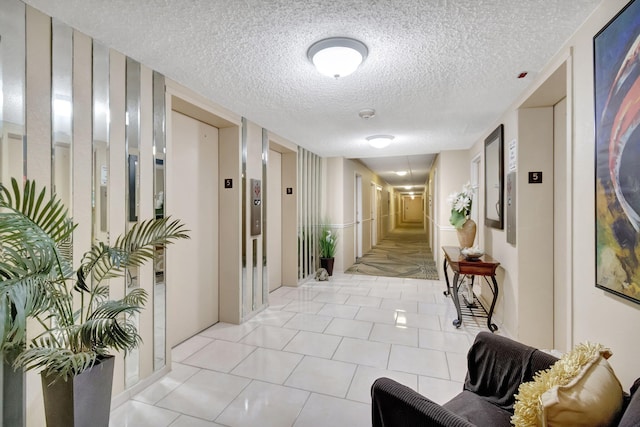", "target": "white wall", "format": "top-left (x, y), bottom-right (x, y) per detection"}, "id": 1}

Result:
top-left (432, 150), bottom-right (474, 273)
top-left (450, 0), bottom-right (640, 389)
top-left (570, 0), bottom-right (640, 389)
